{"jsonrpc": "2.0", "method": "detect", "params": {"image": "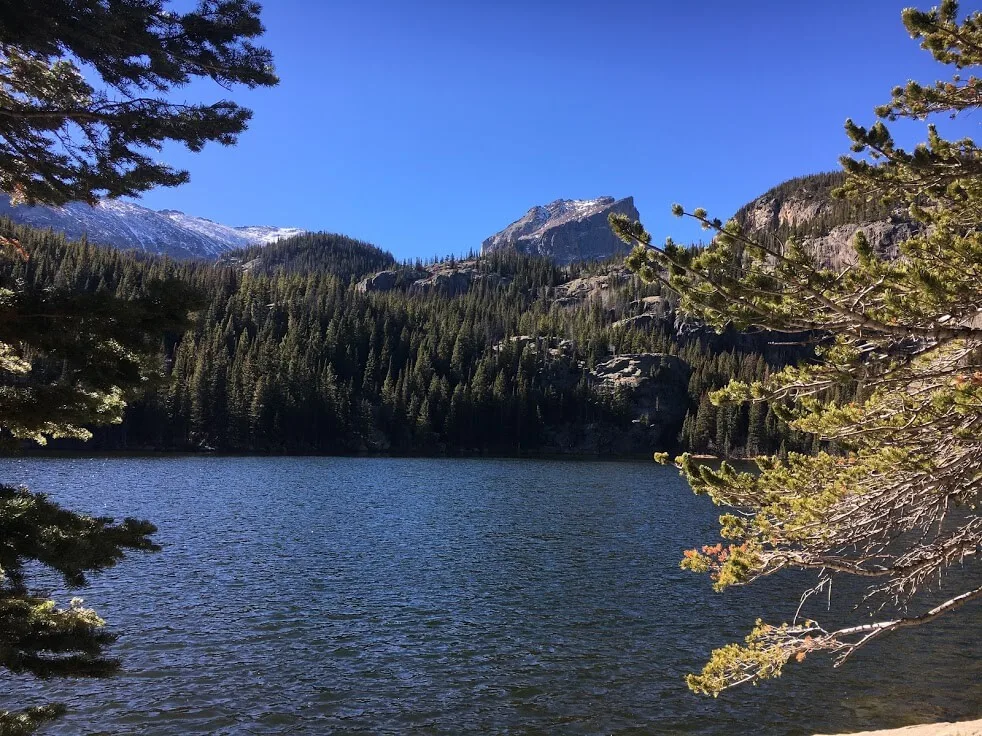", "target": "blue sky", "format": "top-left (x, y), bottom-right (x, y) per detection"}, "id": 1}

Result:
top-left (134, 0), bottom-right (978, 260)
